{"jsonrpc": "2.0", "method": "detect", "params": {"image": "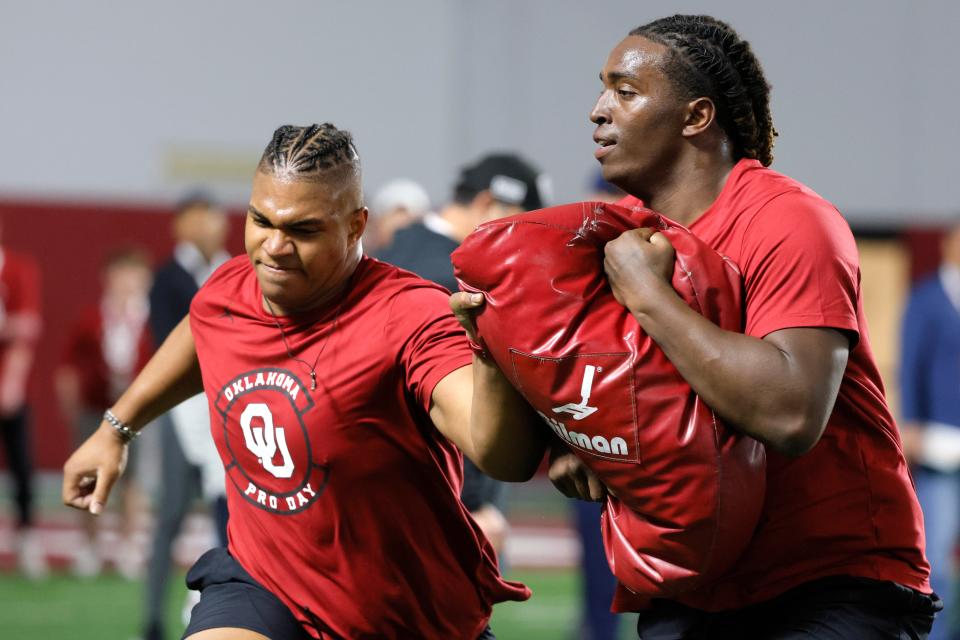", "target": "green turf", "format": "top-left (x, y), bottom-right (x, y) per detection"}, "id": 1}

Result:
top-left (492, 568), bottom-right (581, 639)
top-left (0, 568), bottom-right (636, 639)
top-left (0, 572), bottom-right (183, 639)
